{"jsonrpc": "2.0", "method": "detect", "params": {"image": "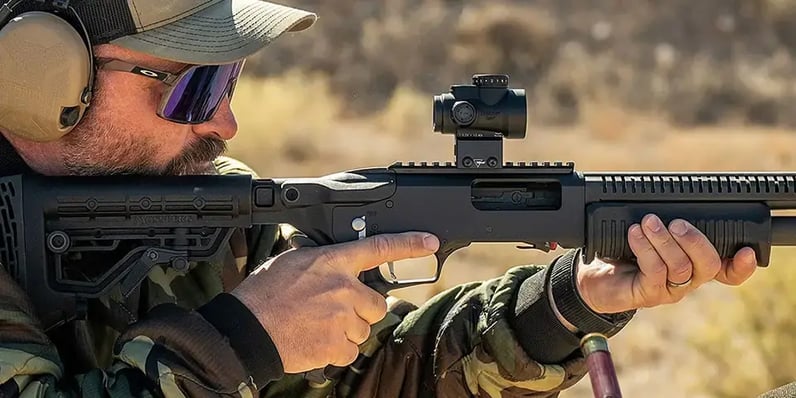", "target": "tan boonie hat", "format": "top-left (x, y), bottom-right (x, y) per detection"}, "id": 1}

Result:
top-left (65, 0), bottom-right (317, 65)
